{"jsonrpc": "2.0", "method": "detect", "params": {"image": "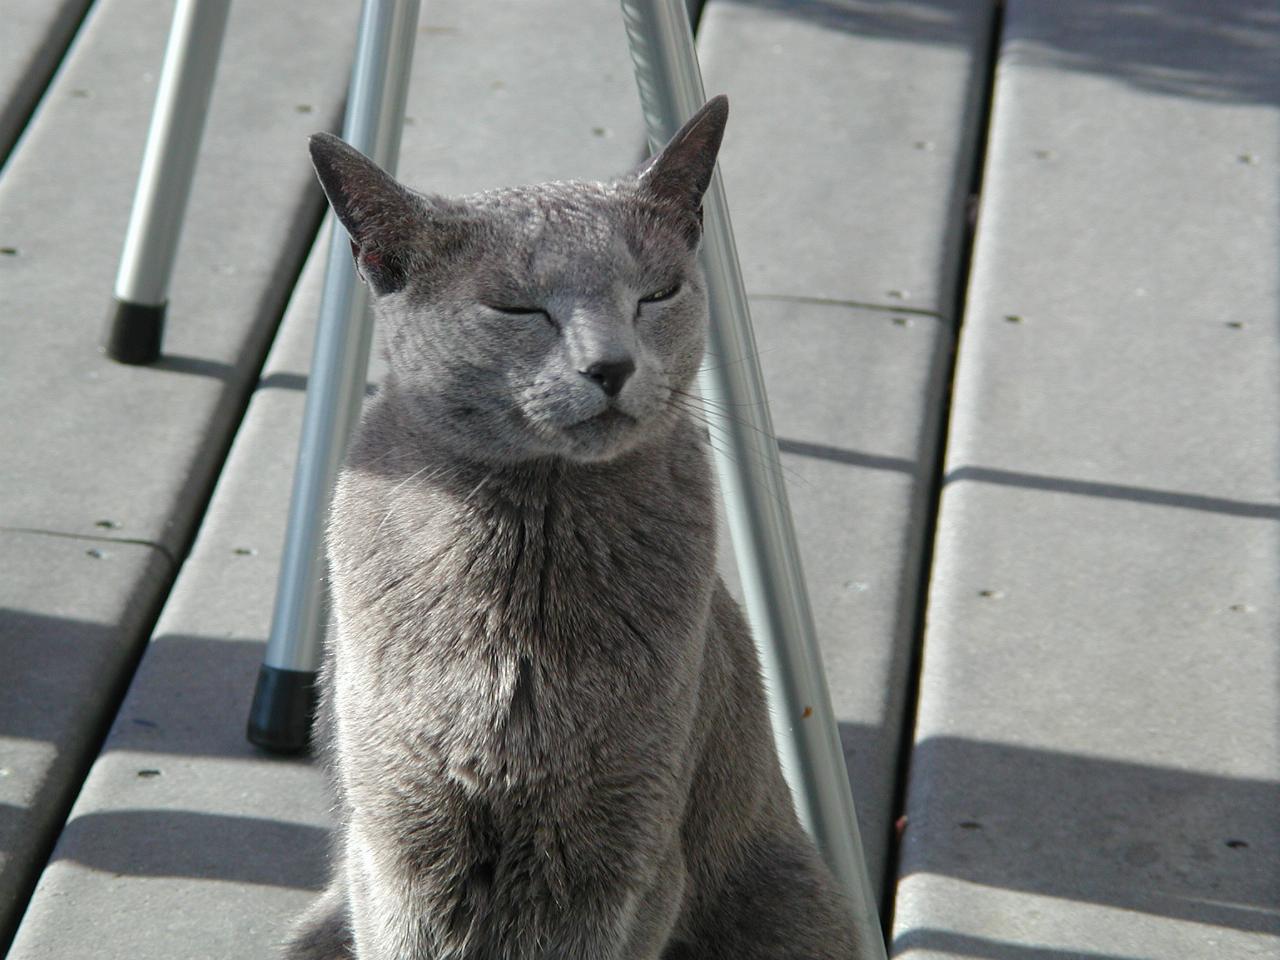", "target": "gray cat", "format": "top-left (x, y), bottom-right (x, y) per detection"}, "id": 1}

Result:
top-left (286, 96), bottom-right (862, 960)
